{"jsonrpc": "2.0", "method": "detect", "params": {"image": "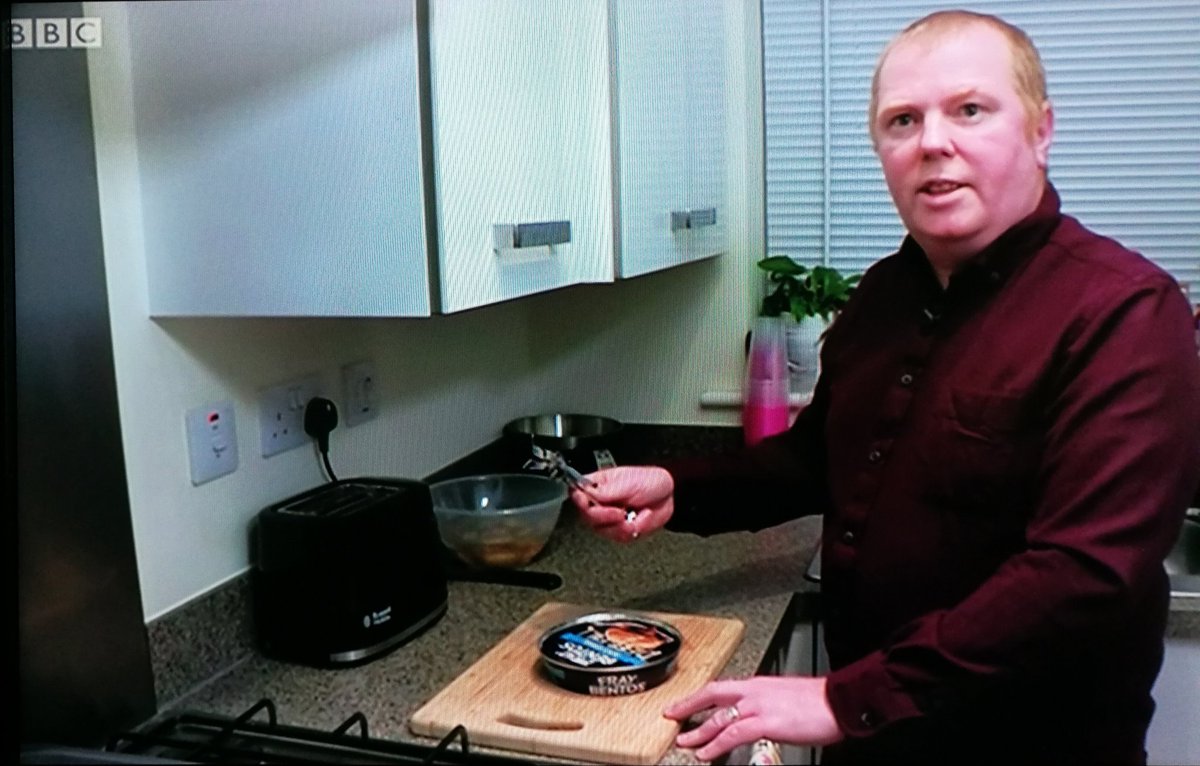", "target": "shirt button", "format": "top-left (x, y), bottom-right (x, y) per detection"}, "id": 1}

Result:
top-left (841, 530), bottom-right (856, 545)
top-left (988, 270), bottom-right (1001, 283)
top-left (860, 710), bottom-right (879, 728)
top-left (899, 373), bottom-right (914, 387)
top-left (867, 449), bottom-right (883, 463)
